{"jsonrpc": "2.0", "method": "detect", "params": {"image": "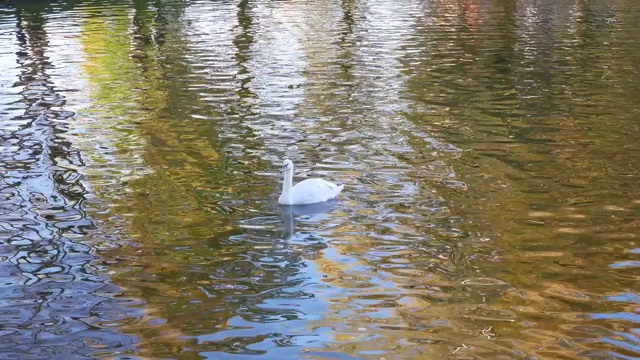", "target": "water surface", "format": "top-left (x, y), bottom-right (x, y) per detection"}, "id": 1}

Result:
top-left (0, 0), bottom-right (639, 359)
